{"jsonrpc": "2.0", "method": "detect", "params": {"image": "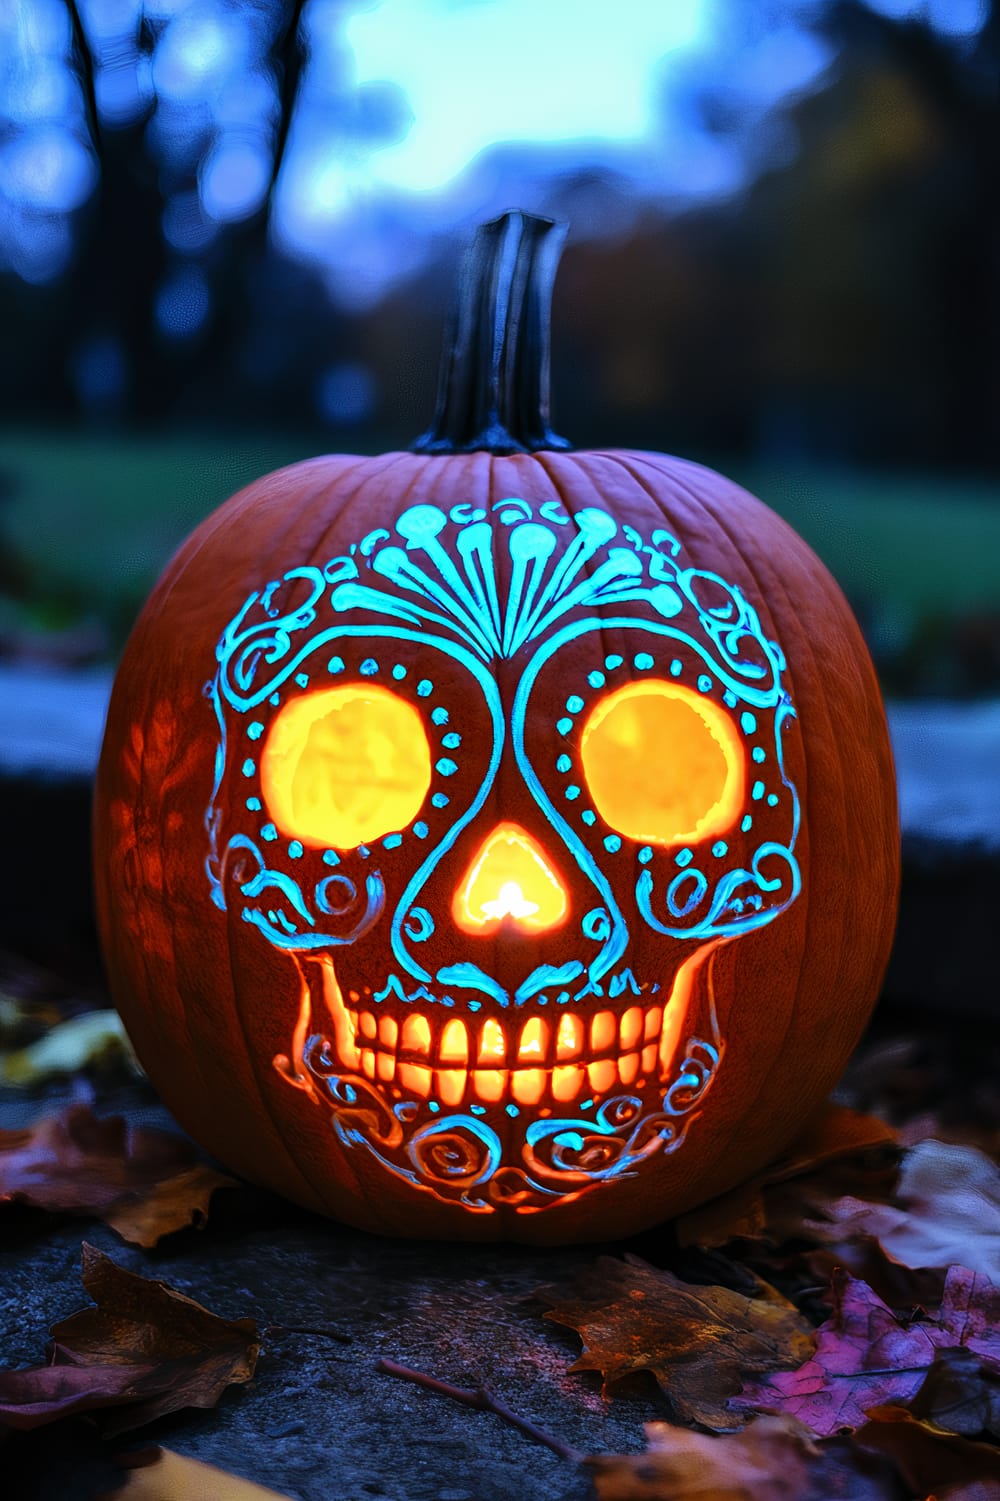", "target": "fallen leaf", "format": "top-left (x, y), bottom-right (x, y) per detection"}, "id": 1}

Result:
top-left (814, 1139), bottom-right (1000, 1284)
top-left (803, 1238), bottom-right (947, 1314)
top-left (540, 1255), bottom-right (815, 1429)
top-left (103, 1165), bottom-right (237, 1249)
top-left (735, 1265), bottom-right (1000, 1436)
top-left (857, 1405), bottom-right (1000, 1498)
top-left (0, 1011), bottom-right (139, 1086)
top-left (0, 1242), bottom-right (259, 1434)
top-left (105, 1446), bottom-right (293, 1499)
top-left (589, 1413), bottom-right (901, 1500)
top-left (0, 1104), bottom-right (236, 1245)
top-left (675, 1105), bottom-right (899, 1249)
top-left (906, 1347), bottom-right (1000, 1439)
